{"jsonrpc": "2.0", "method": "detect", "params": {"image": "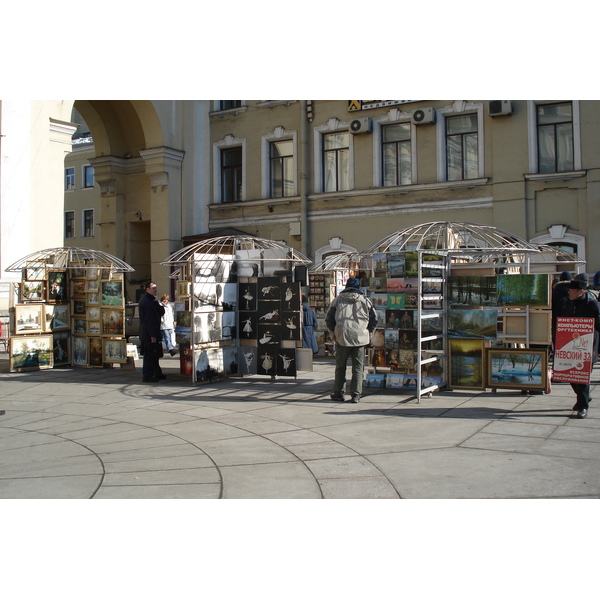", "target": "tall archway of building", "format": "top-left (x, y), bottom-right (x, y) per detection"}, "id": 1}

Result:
top-left (72, 100), bottom-right (184, 300)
